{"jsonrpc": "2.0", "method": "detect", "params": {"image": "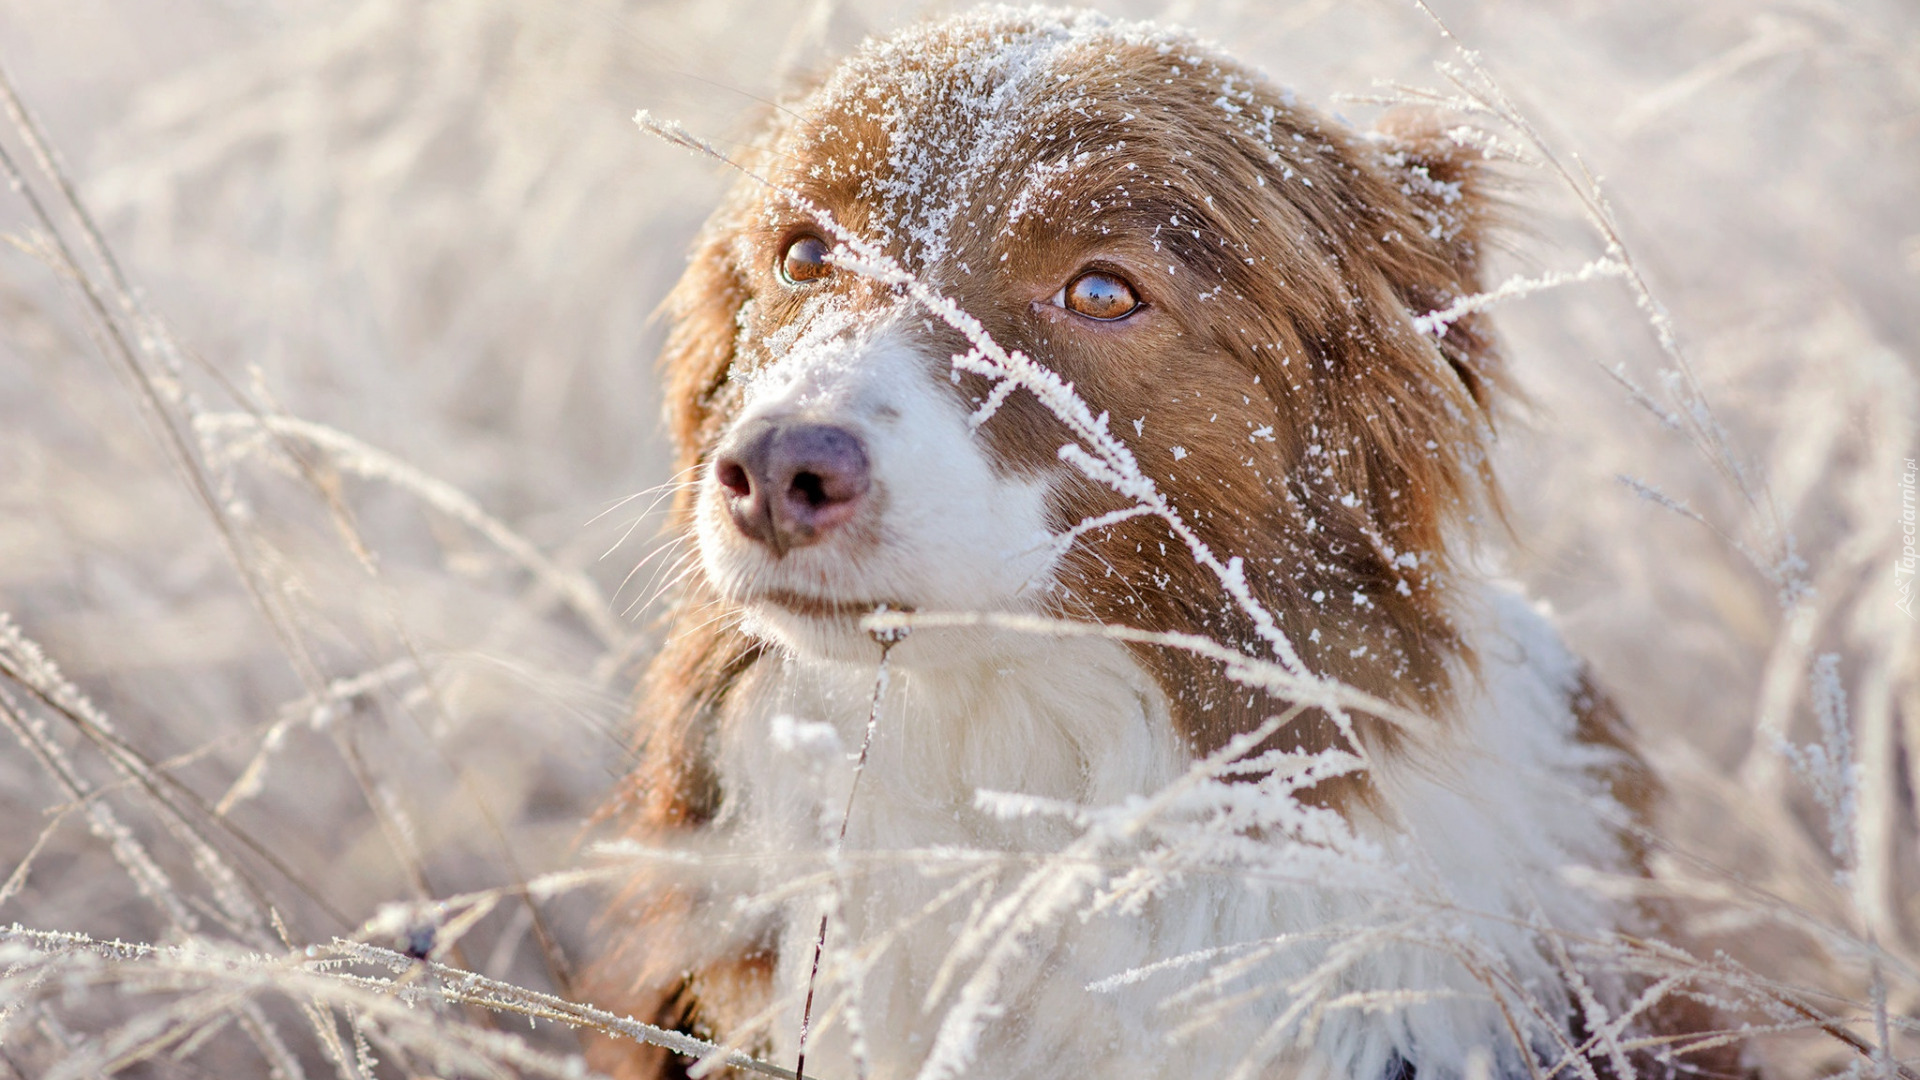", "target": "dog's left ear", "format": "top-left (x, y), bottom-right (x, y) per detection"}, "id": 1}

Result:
top-left (658, 202), bottom-right (751, 478)
top-left (1369, 107), bottom-right (1507, 410)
